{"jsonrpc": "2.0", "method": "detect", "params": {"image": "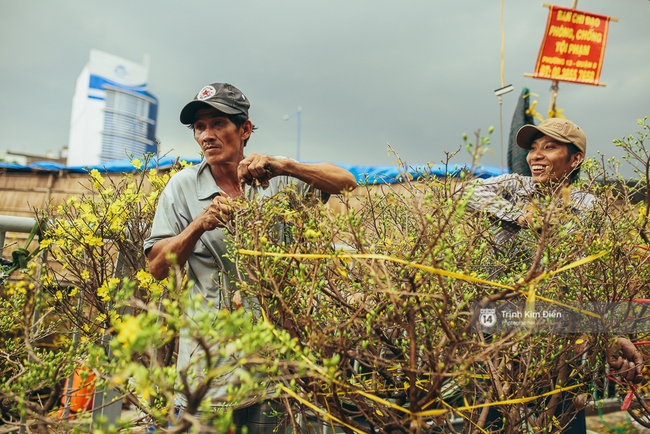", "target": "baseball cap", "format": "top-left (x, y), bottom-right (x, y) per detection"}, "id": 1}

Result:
top-left (516, 118), bottom-right (586, 154)
top-left (180, 83), bottom-right (250, 124)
